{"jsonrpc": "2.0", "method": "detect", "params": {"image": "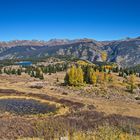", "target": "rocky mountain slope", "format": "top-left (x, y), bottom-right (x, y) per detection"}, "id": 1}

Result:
top-left (0, 37), bottom-right (140, 67)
